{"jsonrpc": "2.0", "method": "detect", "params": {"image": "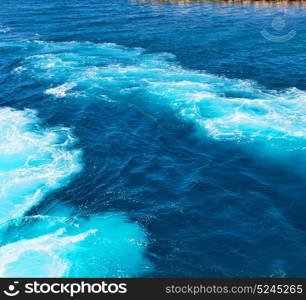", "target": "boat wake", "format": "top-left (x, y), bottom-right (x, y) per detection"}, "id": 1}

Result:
top-left (0, 107), bottom-right (151, 277)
